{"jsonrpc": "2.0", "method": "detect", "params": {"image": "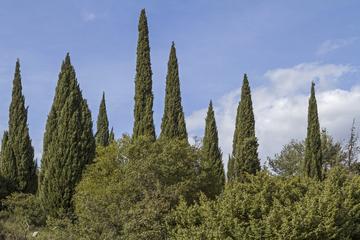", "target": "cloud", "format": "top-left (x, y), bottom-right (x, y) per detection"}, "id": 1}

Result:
top-left (316, 37), bottom-right (358, 56)
top-left (186, 62), bottom-right (358, 170)
top-left (264, 62), bottom-right (353, 94)
top-left (81, 11), bottom-right (96, 22)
